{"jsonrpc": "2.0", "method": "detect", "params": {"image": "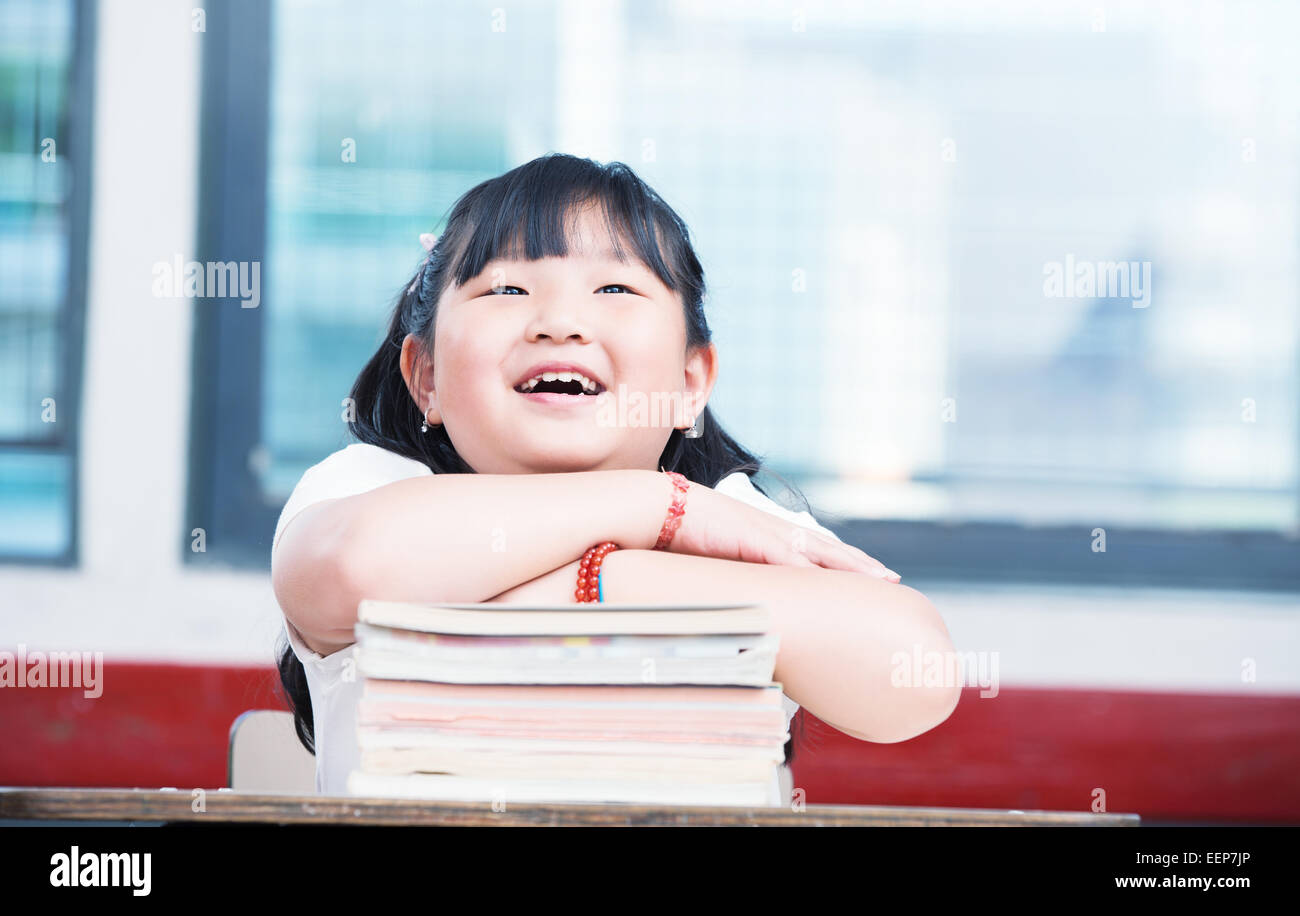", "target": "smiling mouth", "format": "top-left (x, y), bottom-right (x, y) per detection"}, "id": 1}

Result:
top-left (513, 378), bottom-right (606, 396)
